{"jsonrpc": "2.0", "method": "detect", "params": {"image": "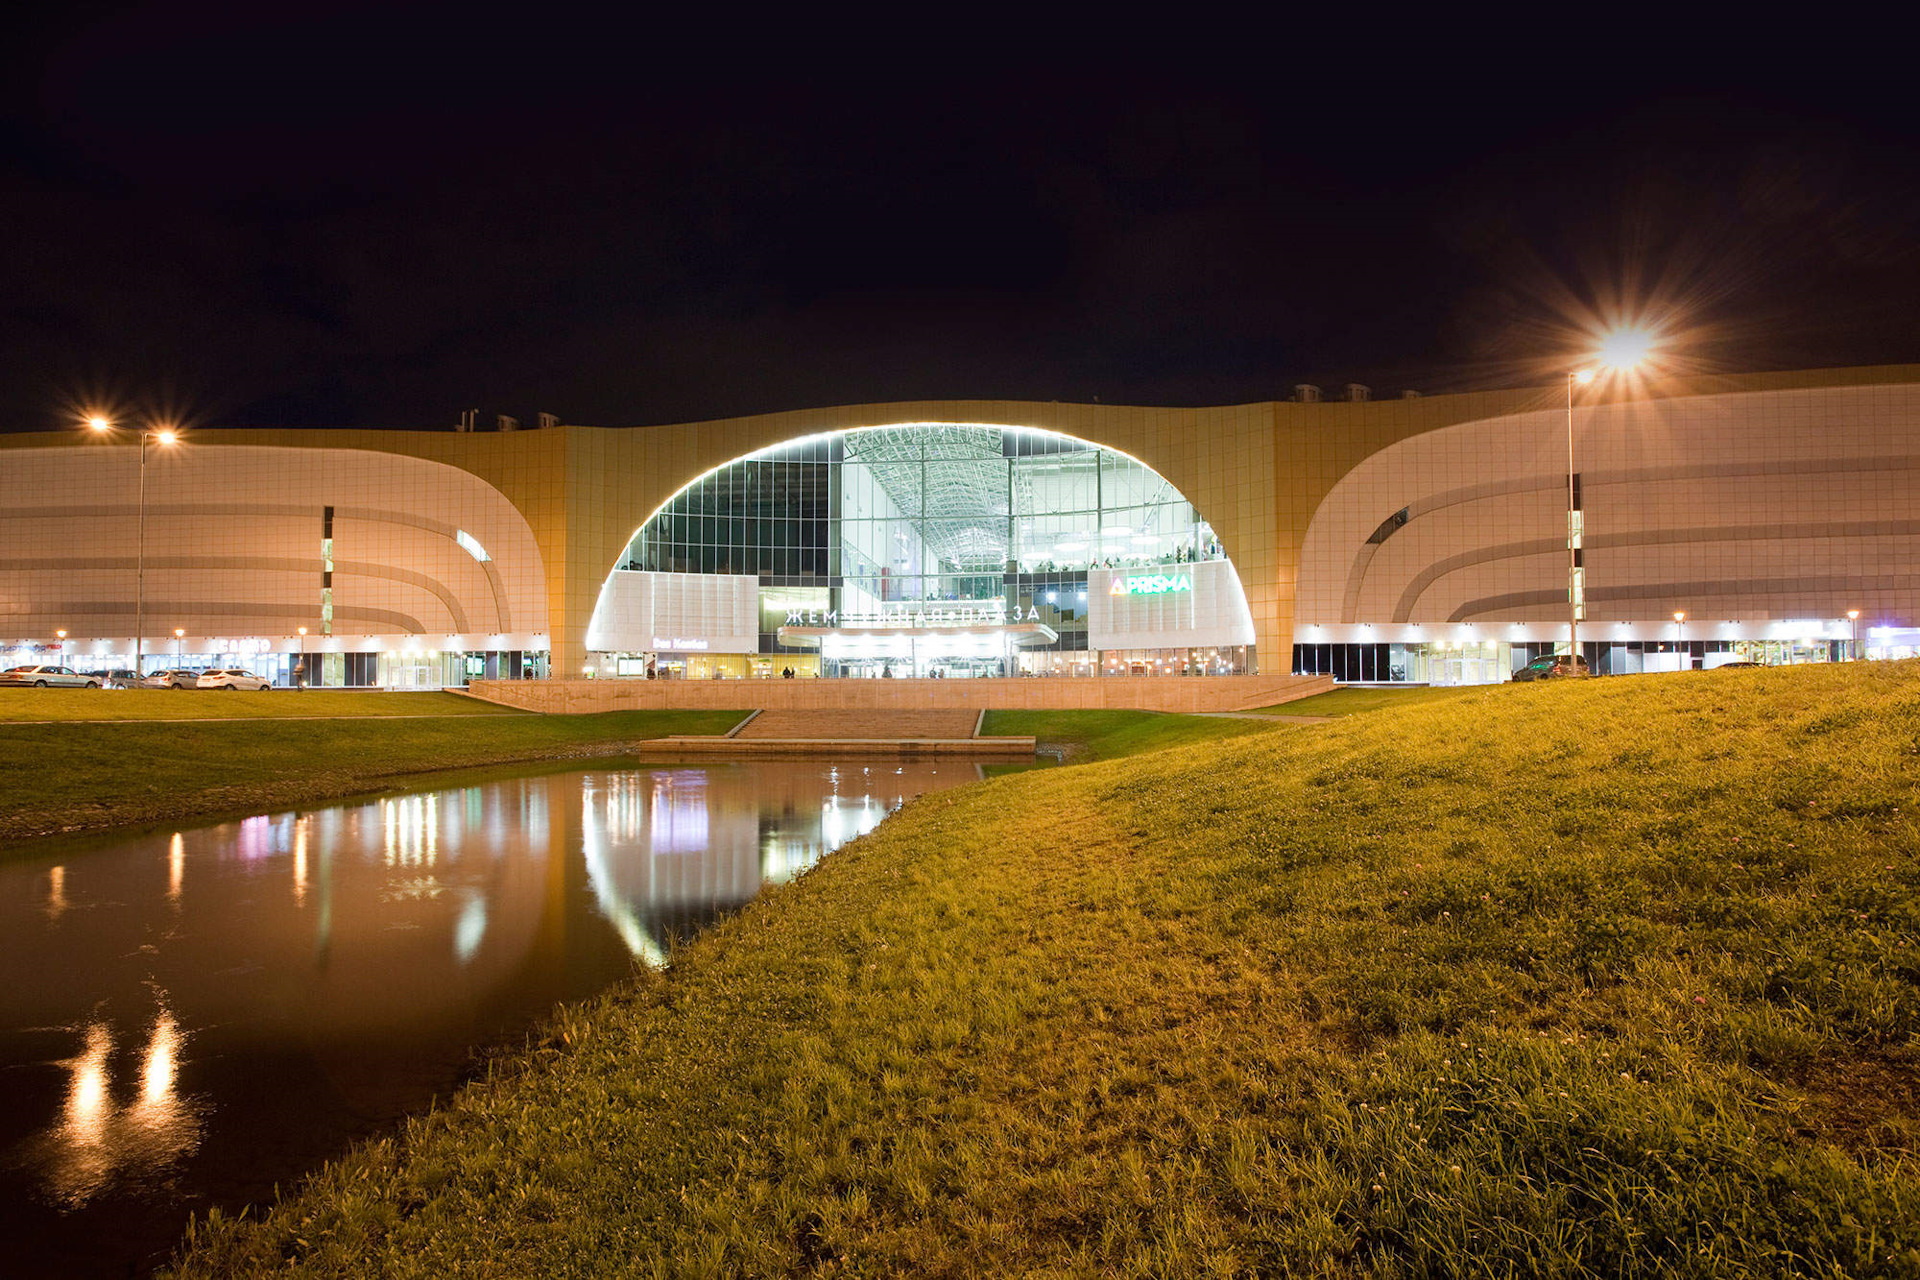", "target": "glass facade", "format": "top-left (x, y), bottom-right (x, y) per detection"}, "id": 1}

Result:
top-left (1290, 638), bottom-right (1853, 685)
top-left (618, 425), bottom-right (1232, 675)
